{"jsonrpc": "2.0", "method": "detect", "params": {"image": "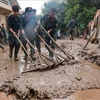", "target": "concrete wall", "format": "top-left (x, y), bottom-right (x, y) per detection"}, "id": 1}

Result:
top-left (0, 14), bottom-right (7, 30)
top-left (0, 0), bottom-right (20, 29)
